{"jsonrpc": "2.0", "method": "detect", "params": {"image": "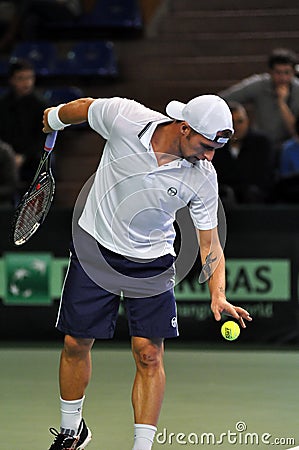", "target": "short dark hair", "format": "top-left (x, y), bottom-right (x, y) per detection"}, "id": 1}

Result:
top-left (268, 48), bottom-right (298, 70)
top-left (8, 58), bottom-right (34, 78)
